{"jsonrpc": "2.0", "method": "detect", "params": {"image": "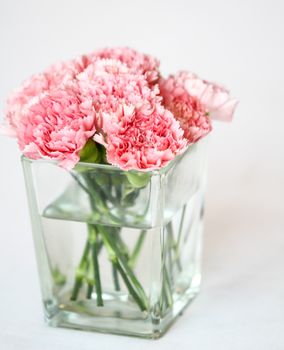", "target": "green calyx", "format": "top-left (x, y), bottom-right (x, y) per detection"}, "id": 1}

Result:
top-left (79, 139), bottom-right (102, 164)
